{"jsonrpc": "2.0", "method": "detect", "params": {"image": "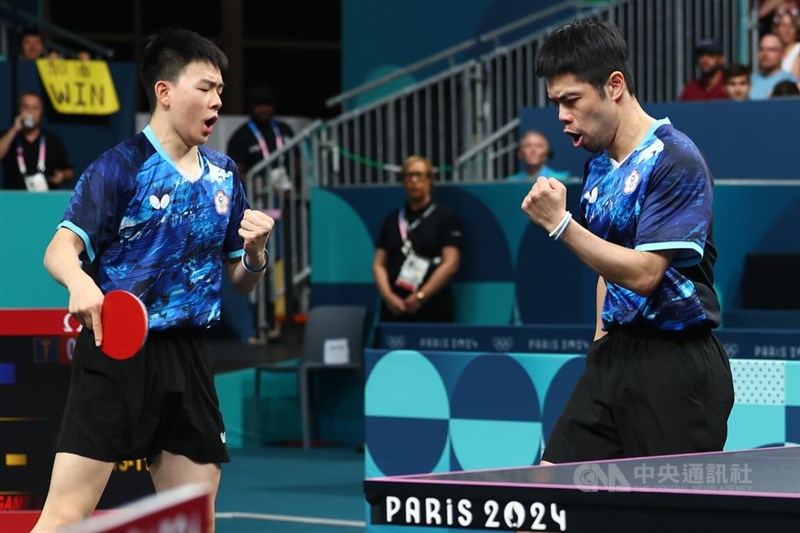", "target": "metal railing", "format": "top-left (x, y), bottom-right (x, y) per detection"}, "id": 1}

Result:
top-left (244, 120), bottom-right (323, 336)
top-left (454, 117), bottom-right (521, 182)
top-left (325, 38), bottom-right (478, 112)
top-left (319, 61), bottom-right (480, 185)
